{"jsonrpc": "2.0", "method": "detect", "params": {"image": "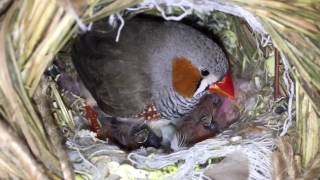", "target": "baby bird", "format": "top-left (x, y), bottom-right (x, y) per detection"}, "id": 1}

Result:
top-left (172, 94), bottom-right (240, 148)
top-left (99, 116), bottom-right (162, 150)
